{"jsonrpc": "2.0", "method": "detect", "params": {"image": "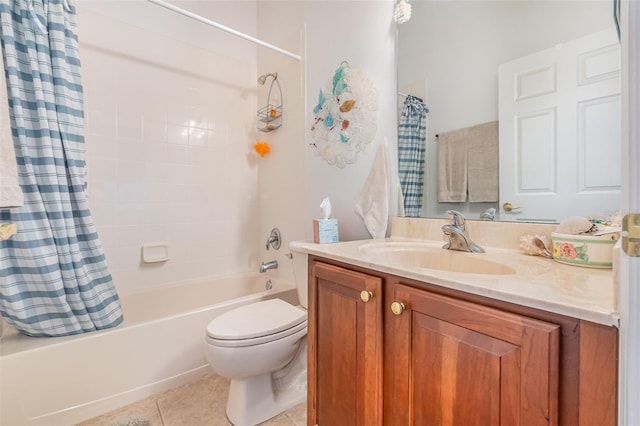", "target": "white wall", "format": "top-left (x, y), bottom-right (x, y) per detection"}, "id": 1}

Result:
top-left (257, 0), bottom-right (398, 262)
top-left (398, 1), bottom-right (613, 219)
top-left (77, 1), bottom-right (260, 295)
